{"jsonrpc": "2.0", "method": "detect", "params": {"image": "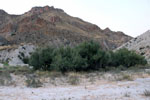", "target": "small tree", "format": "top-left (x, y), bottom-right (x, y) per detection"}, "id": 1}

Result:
top-left (75, 41), bottom-right (102, 70)
top-left (92, 49), bottom-right (107, 69)
top-left (29, 47), bottom-right (55, 70)
top-left (114, 48), bottom-right (147, 67)
top-left (51, 46), bottom-right (88, 72)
